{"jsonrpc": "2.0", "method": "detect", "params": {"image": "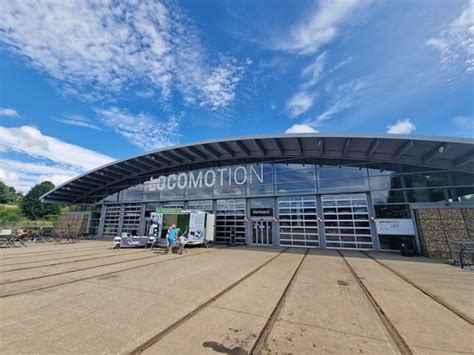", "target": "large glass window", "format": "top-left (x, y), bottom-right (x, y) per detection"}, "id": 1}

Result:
top-left (374, 204), bottom-right (410, 218)
top-left (247, 164), bottom-right (273, 195)
top-left (213, 166), bottom-right (247, 197)
top-left (319, 166), bottom-right (369, 192)
top-left (278, 196), bottom-right (318, 247)
top-left (371, 189), bottom-right (406, 204)
top-left (403, 172), bottom-right (447, 188)
top-left (143, 180), bottom-right (159, 201)
top-left (120, 184), bottom-right (144, 202)
top-left (103, 192), bottom-right (119, 203)
top-left (275, 164), bottom-right (316, 194)
top-left (185, 168), bottom-right (213, 199)
top-left (368, 170), bottom-right (403, 191)
top-left (160, 183), bottom-right (185, 200)
top-left (405, 188), bottom-right (446, 203)
top-left (186, 200), bottom-right (213, 212)
top-left (455, 187), bottom-right (474, 202)
top-left (452, 172), bottom-right (474, 186)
